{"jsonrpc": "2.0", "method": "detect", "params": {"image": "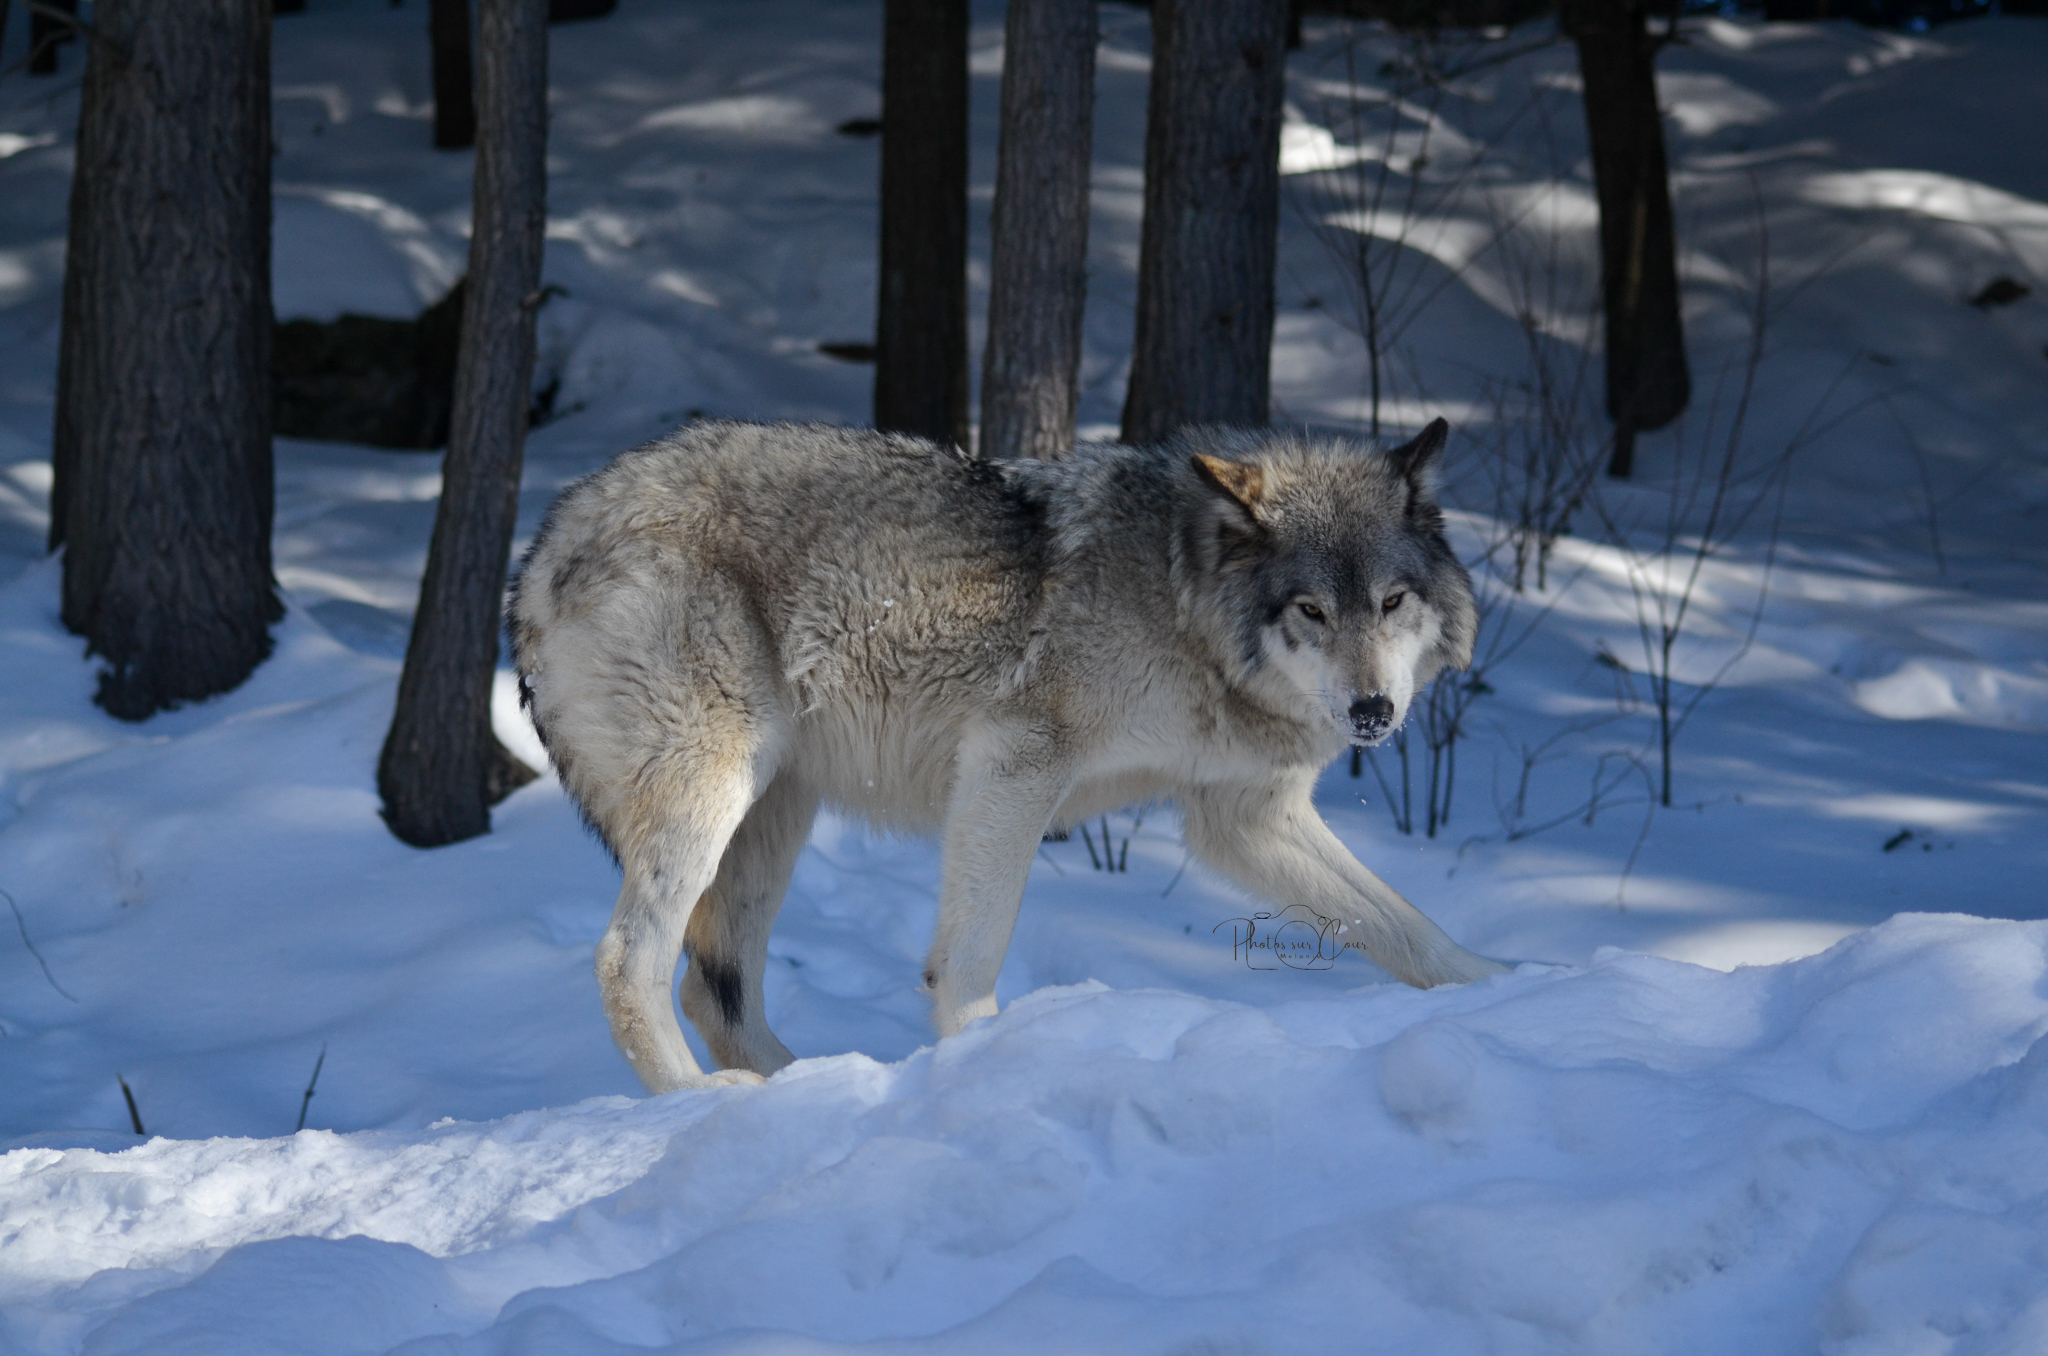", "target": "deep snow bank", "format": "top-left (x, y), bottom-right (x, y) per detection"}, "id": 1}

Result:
top-left (7, 913), bottom-right (2048, 1355)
